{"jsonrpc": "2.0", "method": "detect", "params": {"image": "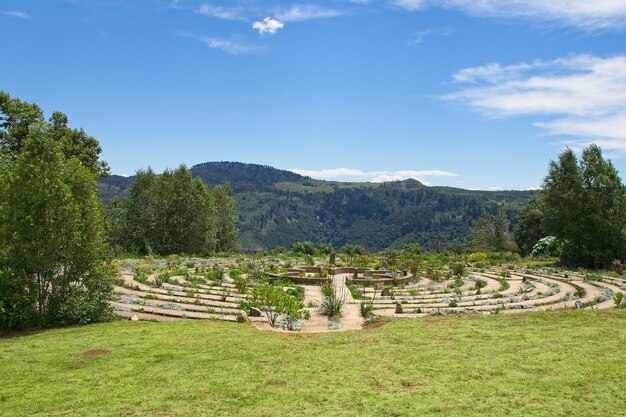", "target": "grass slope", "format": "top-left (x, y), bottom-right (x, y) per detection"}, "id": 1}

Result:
top-left (1, 310), bottom-right (625, 417)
